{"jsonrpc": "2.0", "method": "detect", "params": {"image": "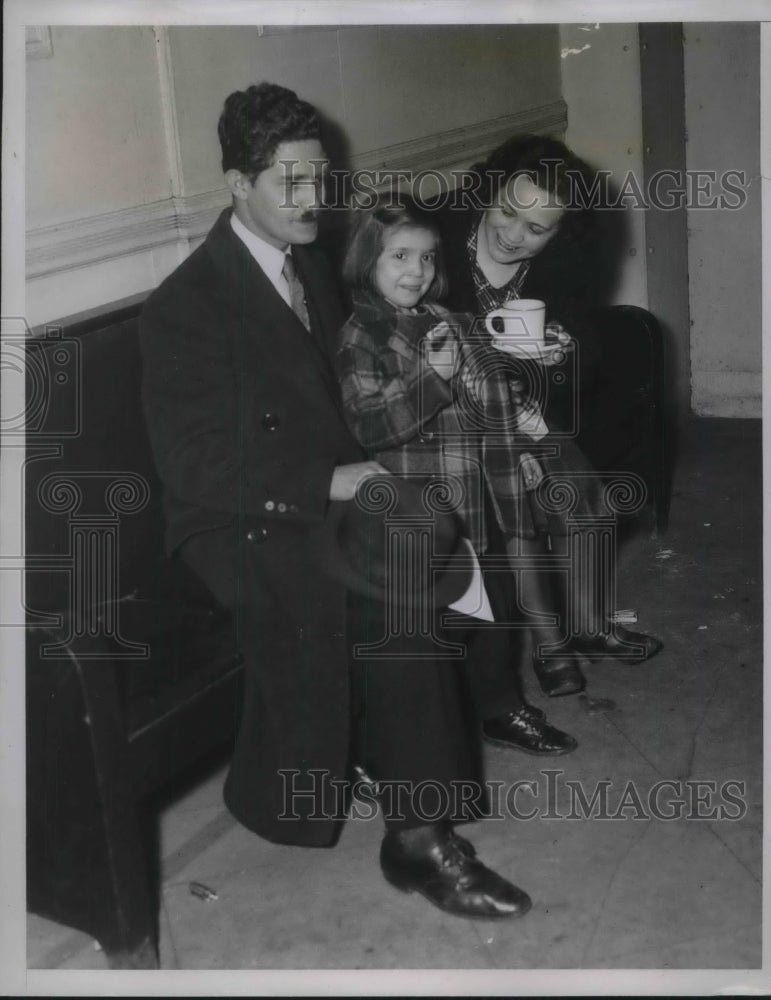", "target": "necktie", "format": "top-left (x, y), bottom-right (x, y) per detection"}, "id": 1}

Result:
top-left (281, 253), bottom-right (311, 331)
